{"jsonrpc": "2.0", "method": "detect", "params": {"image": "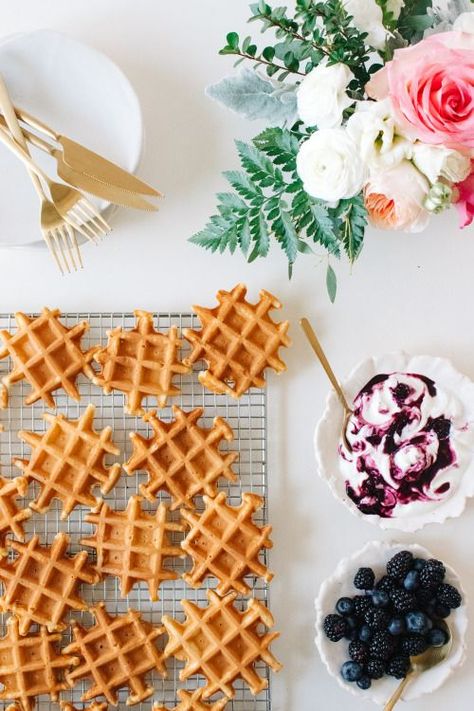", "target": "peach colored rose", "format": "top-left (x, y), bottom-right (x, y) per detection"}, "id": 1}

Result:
top-left (366, 31), bottom-right (474, 149)
top-left (454, 163), bottom-right (474, 227)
